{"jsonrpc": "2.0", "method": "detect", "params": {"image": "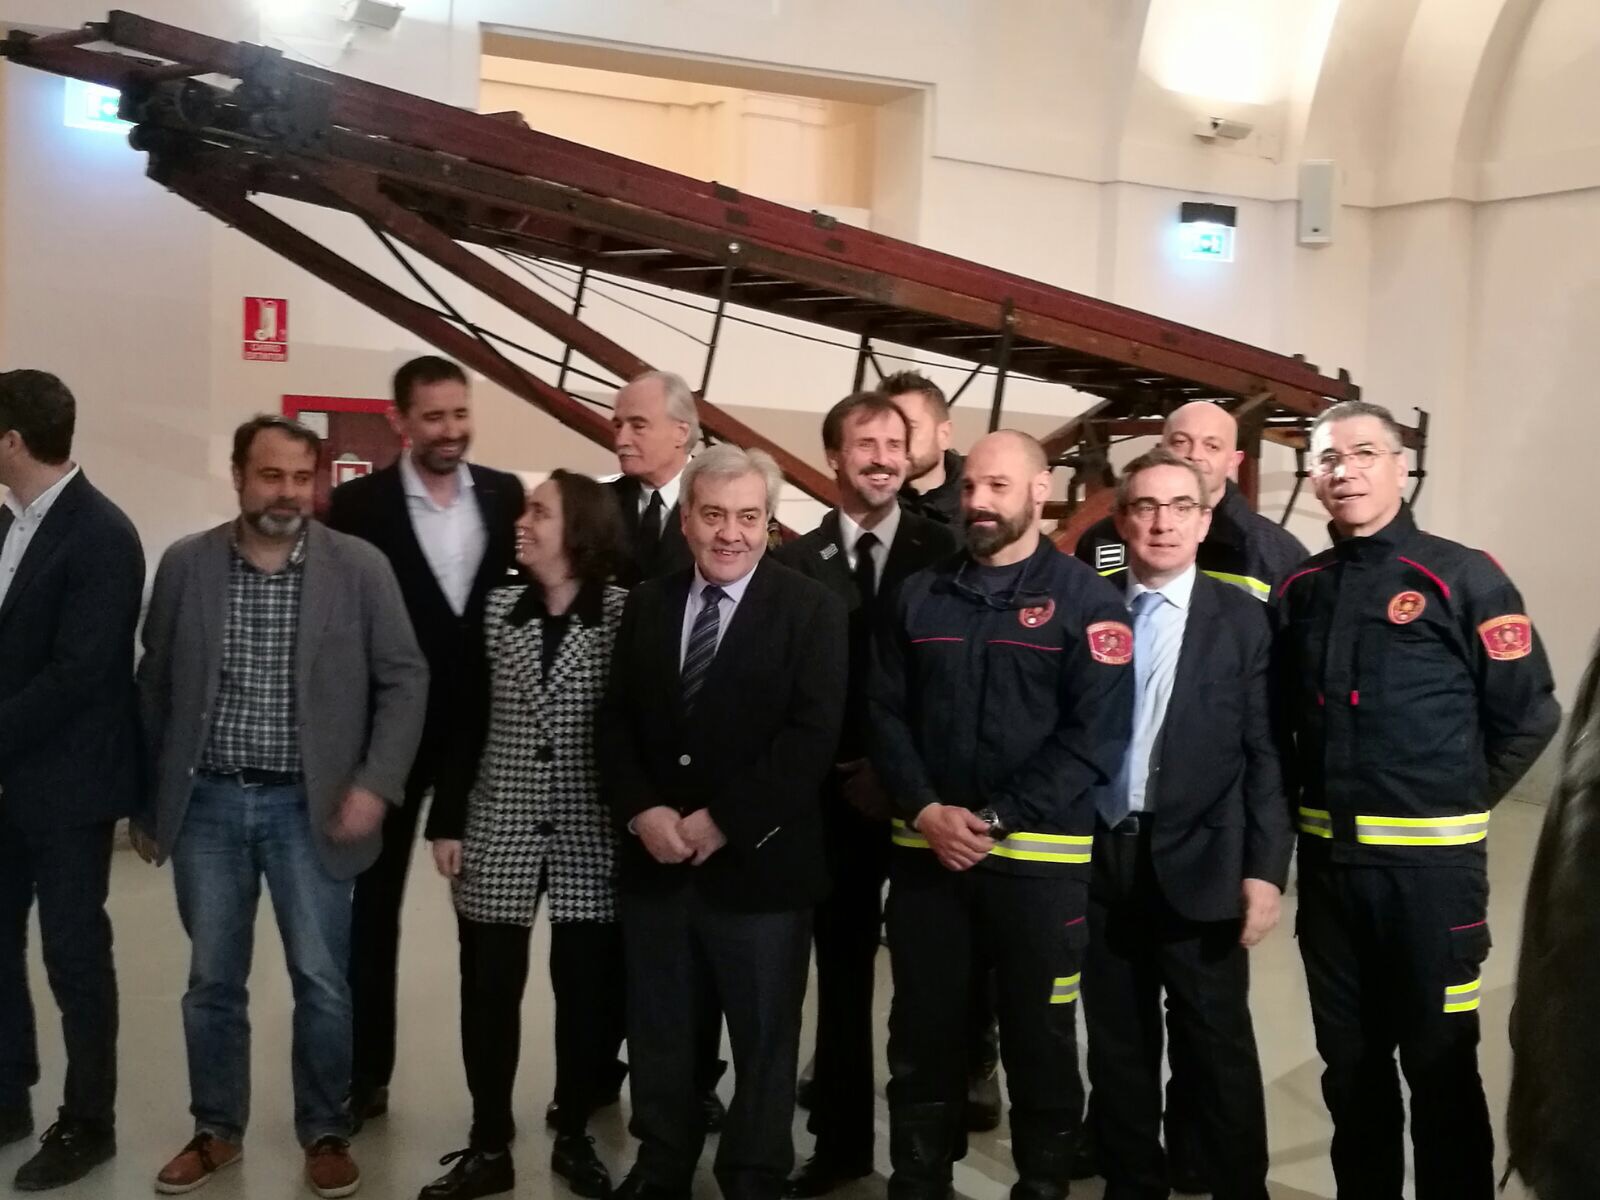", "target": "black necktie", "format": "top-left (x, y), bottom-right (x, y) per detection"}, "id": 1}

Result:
top-left (0, 507), bottom-right (13, 549)
top-left (852, 532), bottom-right (879, 606)
top-left (639, 490), bottom-right (664, 548)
